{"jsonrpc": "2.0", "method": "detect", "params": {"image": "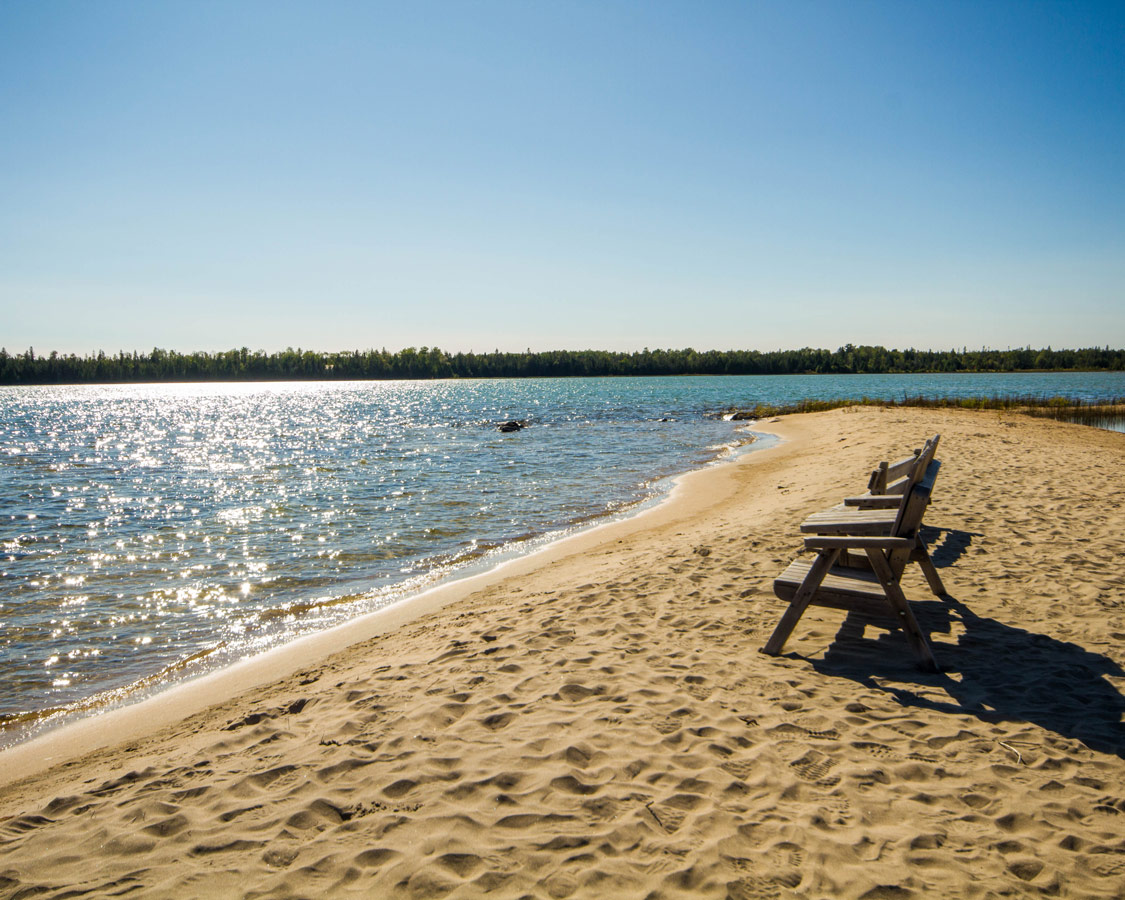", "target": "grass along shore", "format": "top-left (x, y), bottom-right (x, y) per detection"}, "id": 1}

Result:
top-left (727, 394), bottom-right (1125, 429)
